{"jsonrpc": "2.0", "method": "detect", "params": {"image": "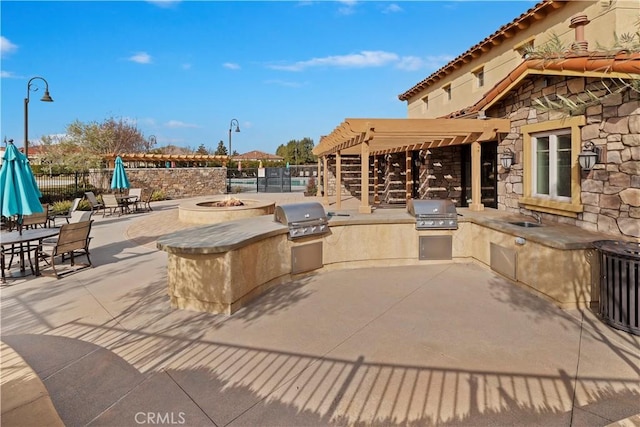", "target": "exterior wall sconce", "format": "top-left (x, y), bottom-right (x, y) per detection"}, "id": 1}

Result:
top-left (500, 148), bottom-right (515, 170)
top-left (578, 141), bottom-right (600, 172)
